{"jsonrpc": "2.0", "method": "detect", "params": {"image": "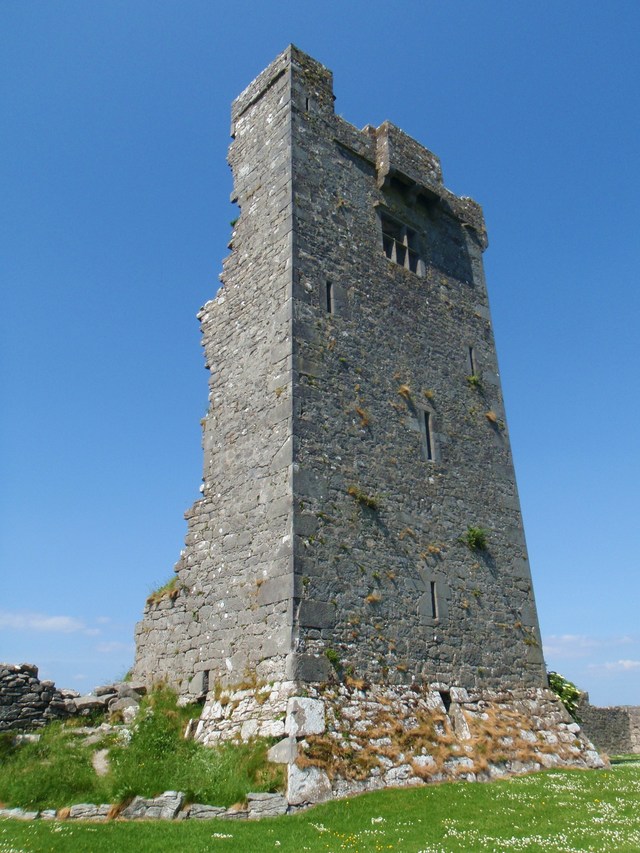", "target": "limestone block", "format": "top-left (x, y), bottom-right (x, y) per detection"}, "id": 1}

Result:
top-left (287, 764), bottom-right (332, 805)
top-left (40, 809), bottom-right (58, 820)
top-left (267, 736), bottom-right (298, 764)
top-left (241, 718), bottom-right (259, 740)
top-left (0, 808), bottom-right (40, 820)
top-left (13, 733), bottom-right (40, 745)
top-left (74, 695), bottom-right (109, 714)
top-left (413, 754), bottom-right (436, 770)
top-left (115, 684), bottom-right (145, 701)
top-left (444, 756), bottom-right (474, 773)
top-left (188, 671), bottom-right (208, 697)
top-left (187, 804), bottom-right (226, 819)
top-left (120, 791), bottom-right (185, 820)
top-left (449, 703), bottom-right (472, 740)
top-left (450, 687), bottom-right (470, 703)
top-left (91, 748), bottom-right (110, 777)
top-left (247, 792), bottom-right (288, 819)
top-left (68, 803), bottom-right (111, 821)
top-left (285, 697), bottom-right (325, 737)
top-left (383, 764), bottom-right (414, 785)
top-left (298, 600), bottom-right (336, 629)
top-left (286, 652), bottom-right (331, 682)
top-left (108, 697), bottom-right (139, 717)
top-left (259, 717), bottom-right (286, 738)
